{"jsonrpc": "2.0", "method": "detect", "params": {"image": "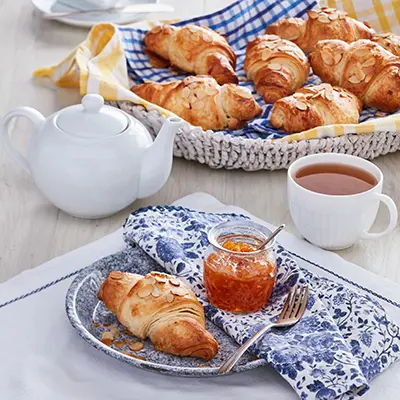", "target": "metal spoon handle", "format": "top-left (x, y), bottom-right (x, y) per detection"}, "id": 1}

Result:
top-left (257, 224), bottom-right (285, 251)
